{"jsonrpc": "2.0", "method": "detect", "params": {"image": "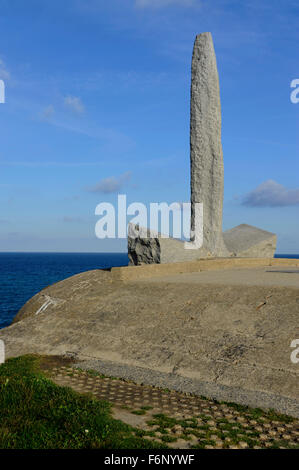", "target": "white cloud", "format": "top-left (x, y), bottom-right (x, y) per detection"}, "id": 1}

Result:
top-left (135, 0), bottom-right (195, 8)
top-left (0, 59), bottom-right (10, 80)
top-left (64, 95), bottom-right (85, 114)
top-left (86, 172), bottom-right (132, 194)
top-left (243, 180), bottom-right (299, 207)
